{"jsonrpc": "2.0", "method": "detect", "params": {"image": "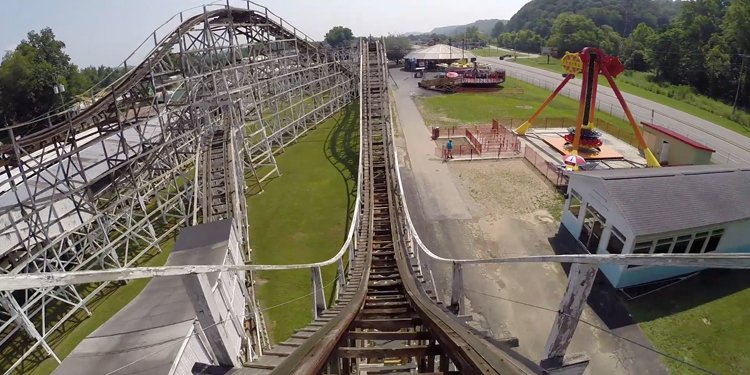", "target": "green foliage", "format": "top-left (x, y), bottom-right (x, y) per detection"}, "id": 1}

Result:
top-left (429, 19), bottom-right (501, 37)
top-left (384, 35), bottom-right (410, 63)
top-left (324, 26), bottom-right (354, 48)
top-left (621, 23), bottom-right (656, 71)
top-left (646, 27), bottom-right (682, 82)
top-left (639, 0), bottom-right (748, 109)
top-left (0, 28), bottom-right (125, 125)
top-left (546, 13), bottom-right (622, 55)
top-left (490, 21), bottom-right (506, 38)
top-left (0, 28), bottom-right (70, 123)
top-left (461, 26), bottom-right (482, 44)
top-left (506, 0), bottom-right (679, 37)
top-left (496, 30), bottom-right (543, 53)
top-left (724, 0), bottom-right (750, 53)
